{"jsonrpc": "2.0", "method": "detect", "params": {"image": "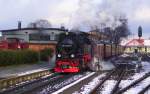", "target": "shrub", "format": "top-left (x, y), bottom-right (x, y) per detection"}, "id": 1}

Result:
top-left (40, 48), bottom-right (53, 61)
top-left (0, 50), bottom-right (38, 66)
